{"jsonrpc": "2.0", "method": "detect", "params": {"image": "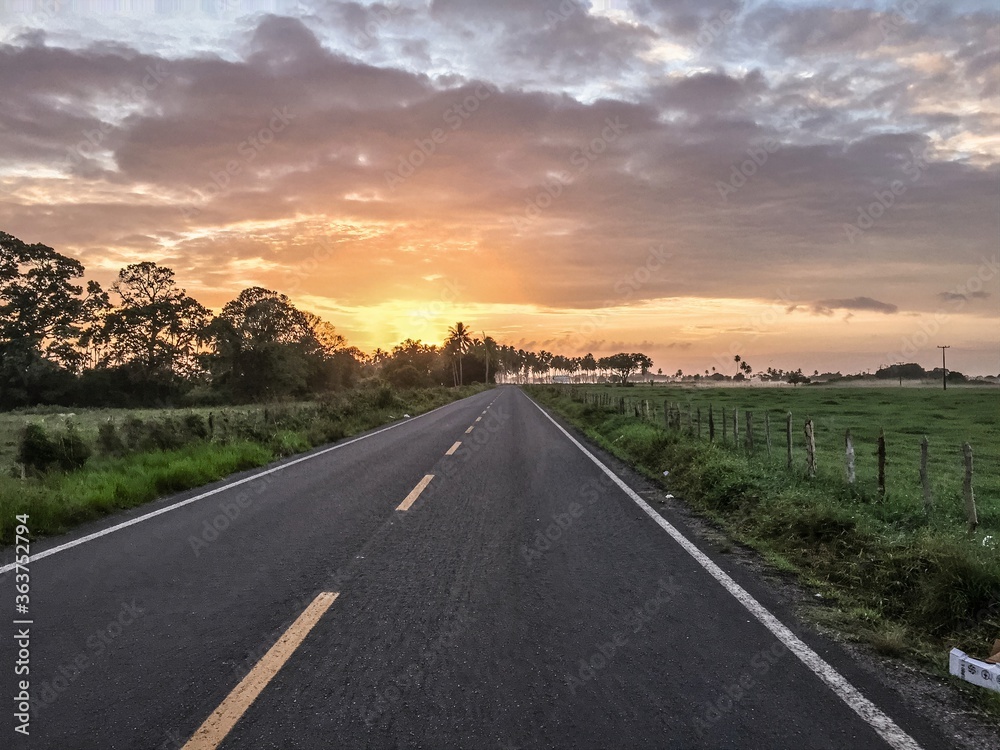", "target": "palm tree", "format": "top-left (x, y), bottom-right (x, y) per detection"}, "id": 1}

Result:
top-left (447, 321), bottom-right (472, 385)
top-left (481, 332), bottom-right (496, 384)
